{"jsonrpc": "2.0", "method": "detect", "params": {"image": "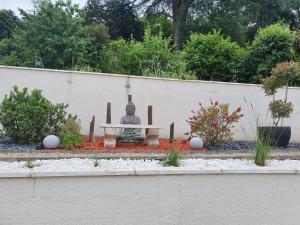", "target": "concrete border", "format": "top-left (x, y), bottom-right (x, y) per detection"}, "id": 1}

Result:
top-left (2, 165), bottom-right (300, 225)
top-left (1, 168), bottom-right (300, 178)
